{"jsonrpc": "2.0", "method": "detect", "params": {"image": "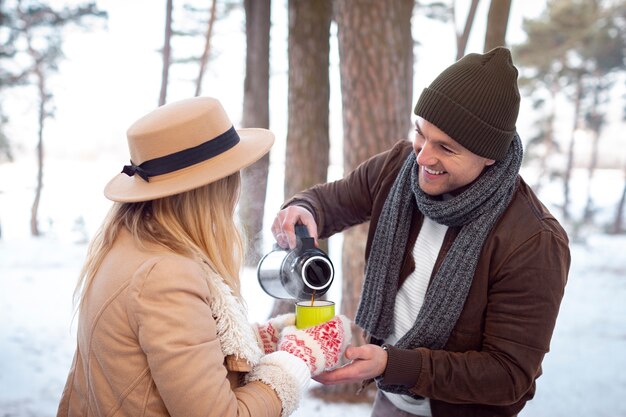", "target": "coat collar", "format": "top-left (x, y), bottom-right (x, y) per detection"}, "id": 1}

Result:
top-left (205, 268), bottom-right (263, 366)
